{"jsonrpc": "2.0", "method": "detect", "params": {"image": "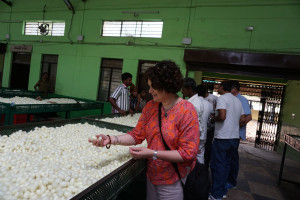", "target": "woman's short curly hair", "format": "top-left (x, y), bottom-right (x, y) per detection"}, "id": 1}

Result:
top-left (145, 60), bottom-right (183, 94)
